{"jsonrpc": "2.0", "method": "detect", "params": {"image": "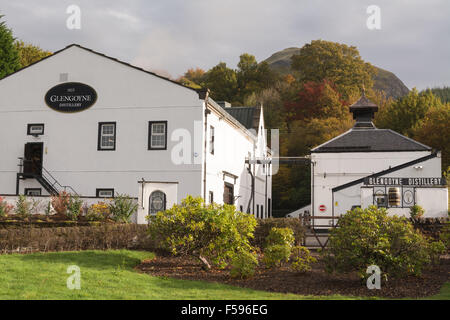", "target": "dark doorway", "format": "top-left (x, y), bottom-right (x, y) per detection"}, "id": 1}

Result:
top-left (223, 183), bottom-right (234, 205)
top-left (23, 142), bottom-right (43, 176)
